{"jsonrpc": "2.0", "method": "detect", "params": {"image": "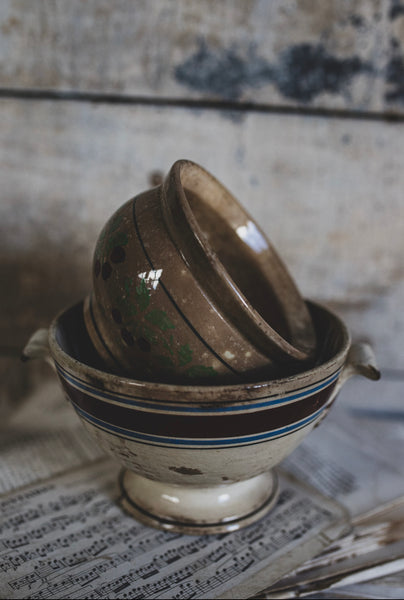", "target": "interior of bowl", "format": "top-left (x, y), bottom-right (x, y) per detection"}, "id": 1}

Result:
top-left (53, 300), bottom-right (349, 388)
top-left (181, 165), bottom-right (290, 341)
top-left (174, 160), bottom-right (316, 360)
